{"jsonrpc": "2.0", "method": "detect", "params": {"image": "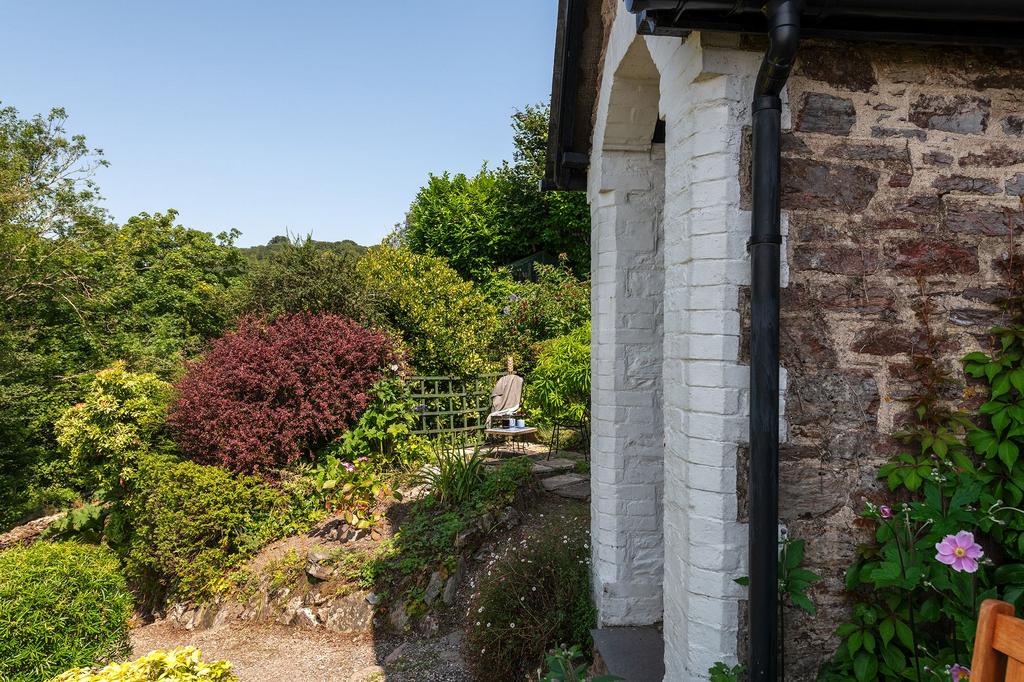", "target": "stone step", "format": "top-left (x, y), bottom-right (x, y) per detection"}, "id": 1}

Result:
top-left (530, 458), bottom-right (576, 478)
top-left (539, 472), bottom-right (591, 500)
